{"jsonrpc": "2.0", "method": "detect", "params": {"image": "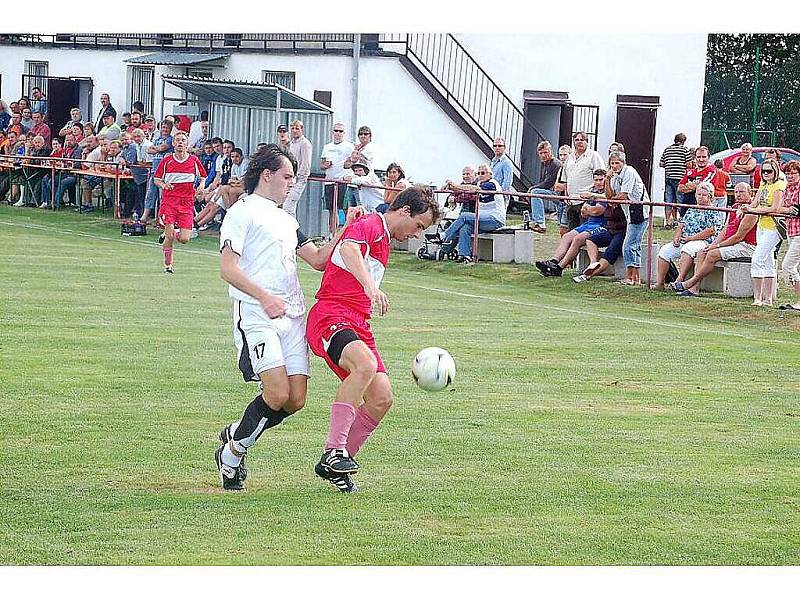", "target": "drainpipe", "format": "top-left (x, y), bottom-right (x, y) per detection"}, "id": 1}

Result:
top-left (352, 34), bottom-right (360, 139)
